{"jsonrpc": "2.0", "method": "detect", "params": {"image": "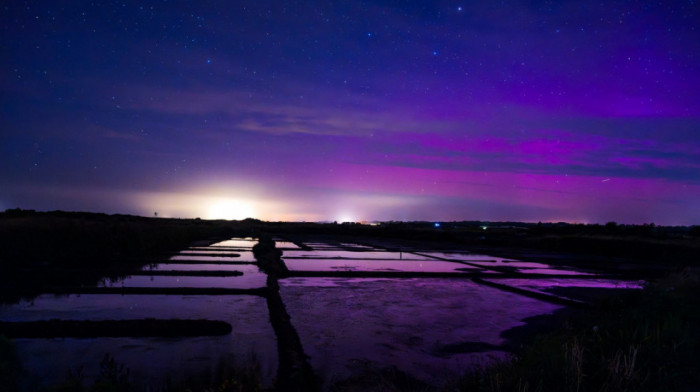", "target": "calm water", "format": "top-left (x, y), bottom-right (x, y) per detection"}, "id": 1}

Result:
top-left (0, 237), bottom-right (643, 390)
top-left (280, 277), bottom-right (562, 388)
top-left (2, 294), bottom-right (278, 388)
top-left (283, 258), bottom-right (478, 272)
